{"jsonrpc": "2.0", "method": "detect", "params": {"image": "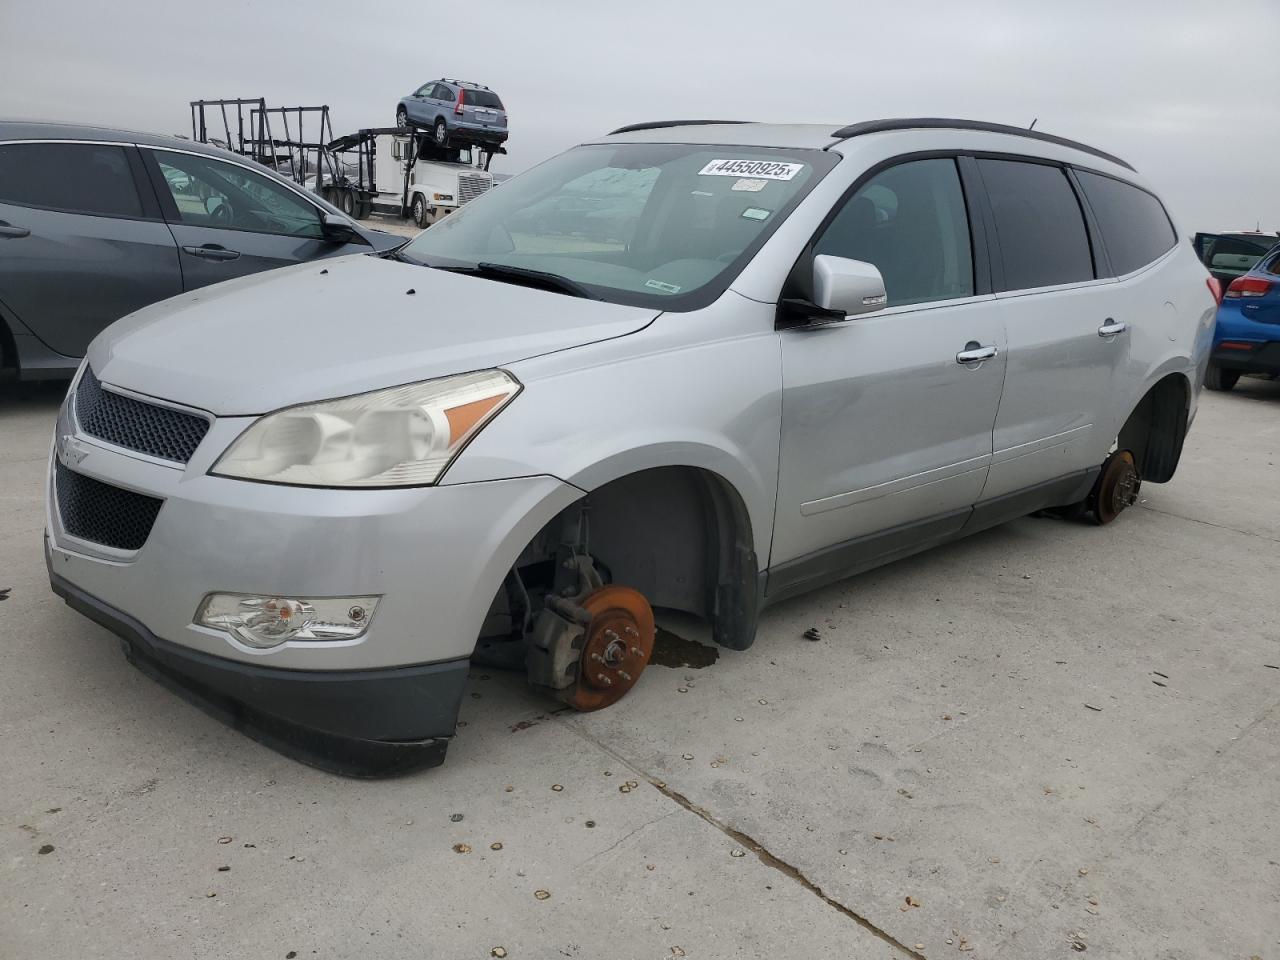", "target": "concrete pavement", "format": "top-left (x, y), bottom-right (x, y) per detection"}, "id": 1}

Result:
top-left (2, 377), bottom-right (1278, 959)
